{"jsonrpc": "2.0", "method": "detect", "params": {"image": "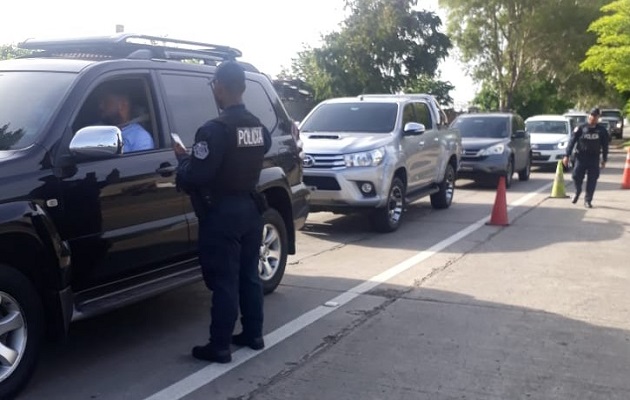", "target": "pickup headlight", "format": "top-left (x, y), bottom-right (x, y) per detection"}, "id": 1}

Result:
top-left (617, 122), bottom-right (622, 128)
top-left (479, 143), bottom-right (505, 156)
top-left (557, 140), bottom-right (568, 149)
top-left (344, 147), bottom-right (385, 167)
